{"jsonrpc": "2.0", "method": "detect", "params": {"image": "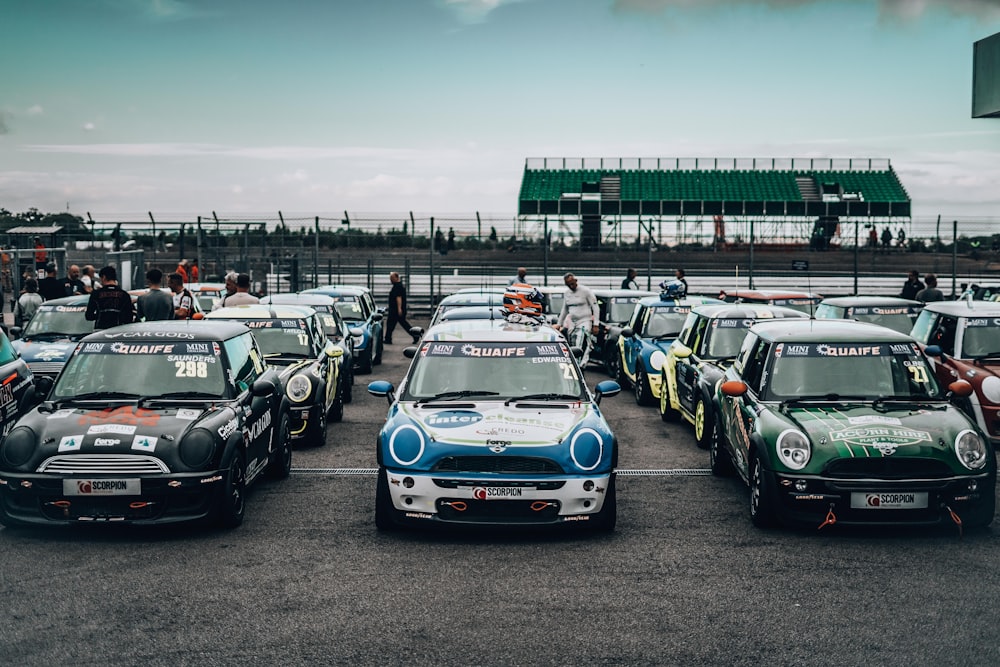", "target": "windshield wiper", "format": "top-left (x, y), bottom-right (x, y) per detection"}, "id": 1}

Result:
top-left (872, 395), bottom-right (943, 411)
top-left (417, 390), bottom-right (499, 404)
top-left (653, 334), bottom-right (679, 341)
top-left (140, 391), bottom-right (220, 405)
top-left (61, 391), bottom-right (141, 402)
top-left (970, 353), bottom-right (1000, 362)
top-left (505, 393), bottom-right (582, 406)
top-left (264, 352), bottom-right (311, 359)
top-left (780, 394), bottom-right (871, 407)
